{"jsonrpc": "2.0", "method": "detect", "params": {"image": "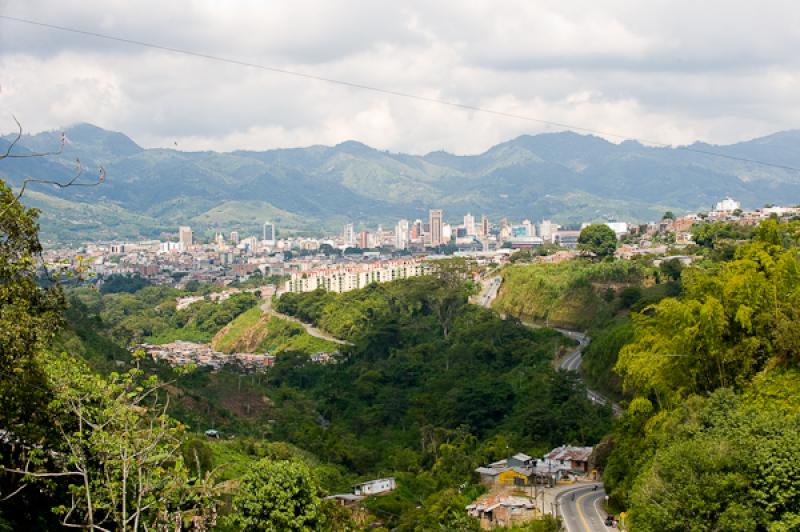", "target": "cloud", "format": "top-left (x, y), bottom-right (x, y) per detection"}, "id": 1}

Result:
top-left (1, 0), bottom-right (799, 153)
